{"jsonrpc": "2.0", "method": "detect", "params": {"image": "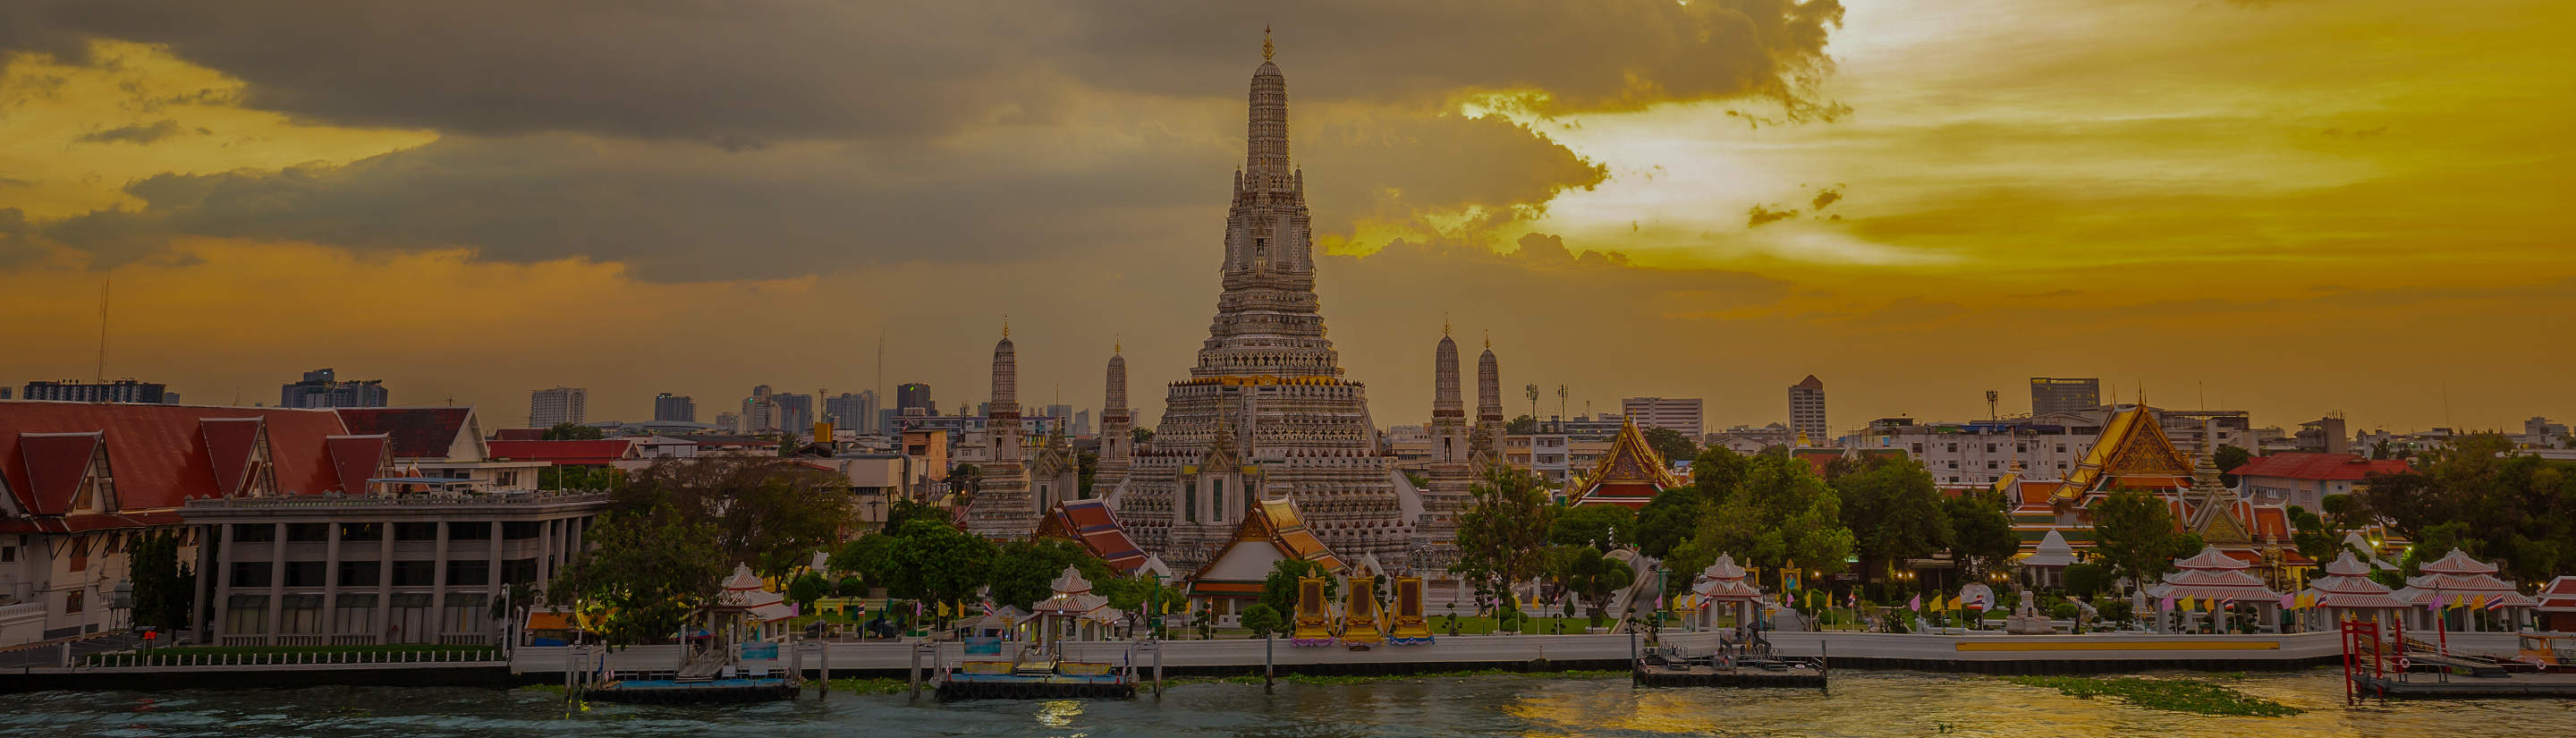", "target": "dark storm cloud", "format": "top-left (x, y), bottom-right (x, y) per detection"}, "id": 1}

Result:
top-left (4, 0), bottom-right (1844, 143)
